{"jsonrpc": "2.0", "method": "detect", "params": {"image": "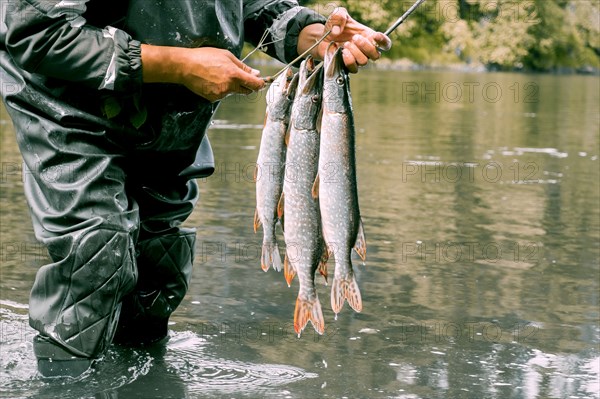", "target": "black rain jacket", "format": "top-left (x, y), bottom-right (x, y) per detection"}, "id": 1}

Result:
top-left (1, 0), bottom-right (325, 153)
